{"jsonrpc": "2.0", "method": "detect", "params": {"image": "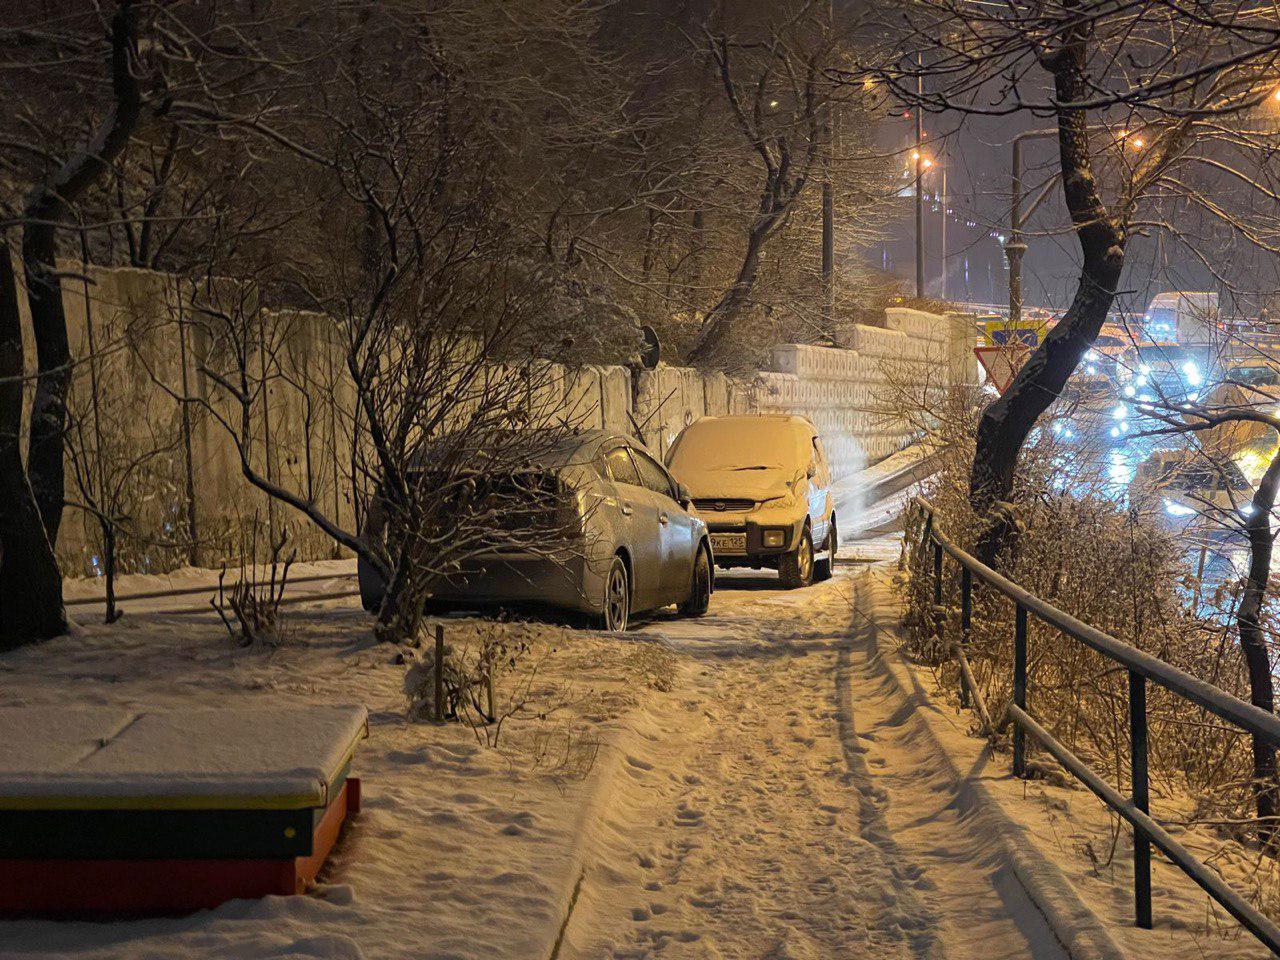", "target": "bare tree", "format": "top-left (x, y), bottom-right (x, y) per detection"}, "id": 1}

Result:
top-left (175, 32), bottom-right (604, 642)
top-left (875, 0), bottom-right (1280, 561)
top-left (685, 8), bottom-right (831, 364)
